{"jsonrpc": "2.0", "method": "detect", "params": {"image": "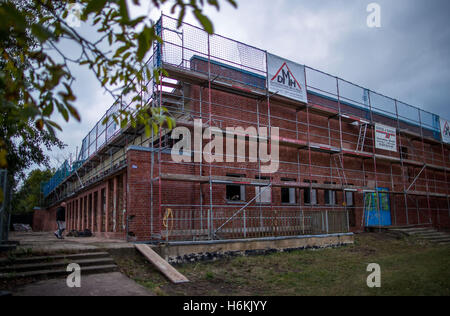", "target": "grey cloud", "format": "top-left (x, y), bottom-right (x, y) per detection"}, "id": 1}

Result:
top-left (42, 0), bottom-right (450, 170)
